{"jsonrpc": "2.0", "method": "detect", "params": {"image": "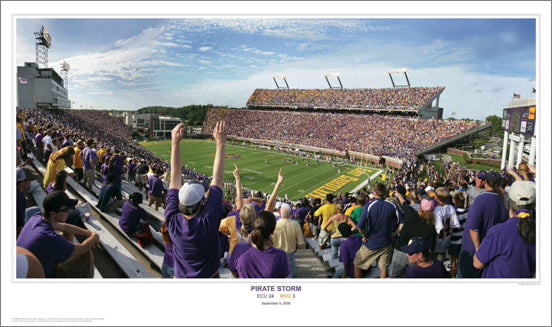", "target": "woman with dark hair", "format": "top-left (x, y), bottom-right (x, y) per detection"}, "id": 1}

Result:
top-left (119, 192), bottom-right (149, 235)
top-left (43, 146), bottom-right (75, 188)
top-left (46, 170), bottom-right (68, 194)
top-left (473, 181), bottom-right (536, 278)
top-left (401, 237), bottom-right (449, 278)
top-left (228, 169), bottom-right (285, 278)
top-left (235, 211), bottom-right (289, 278)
